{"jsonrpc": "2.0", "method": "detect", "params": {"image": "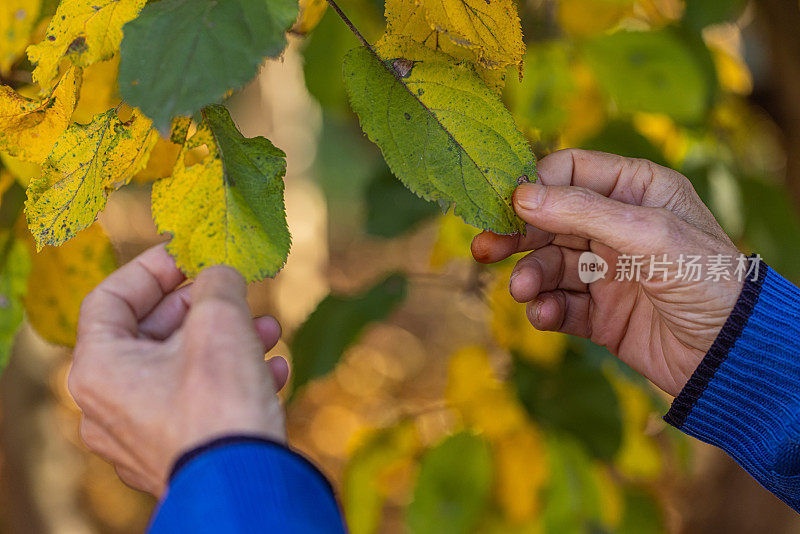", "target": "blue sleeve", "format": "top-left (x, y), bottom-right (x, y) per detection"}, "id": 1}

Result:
top-left (147, 436), bottom-right (347, 533)
top-left (665, 261), bottom-right (800, 511)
